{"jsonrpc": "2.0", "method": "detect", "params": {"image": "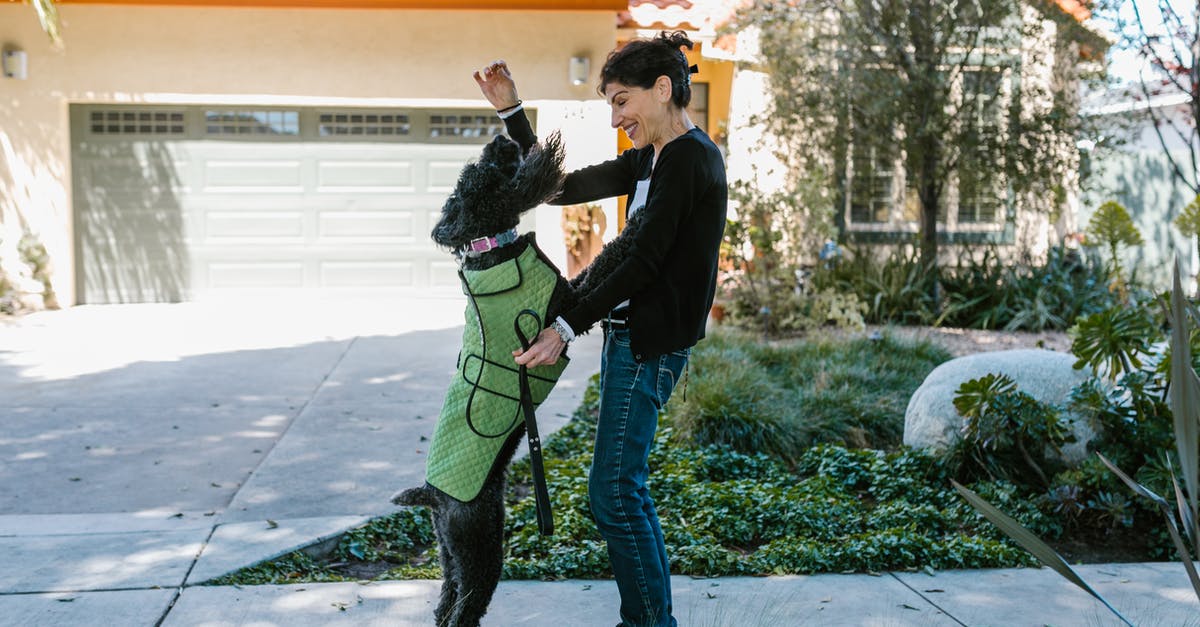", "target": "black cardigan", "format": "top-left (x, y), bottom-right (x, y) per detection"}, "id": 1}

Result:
top-left (504, 109), bottom-right (728, 362)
